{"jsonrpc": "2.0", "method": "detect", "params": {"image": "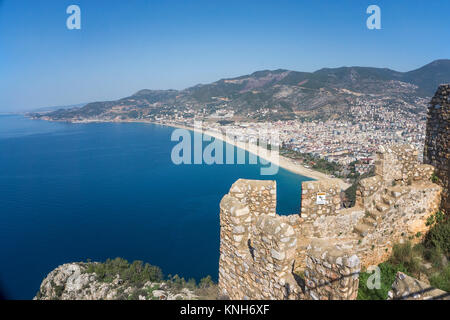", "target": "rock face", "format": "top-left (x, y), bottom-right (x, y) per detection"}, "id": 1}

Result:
top-left (35, 263), bottom-right (197, 300)
top-left (388, 272), bottom-right (449, 300)
top-left (424, 84), bottom-right (450, 215)
top-left (218, 143), bottom-right (442, 300)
